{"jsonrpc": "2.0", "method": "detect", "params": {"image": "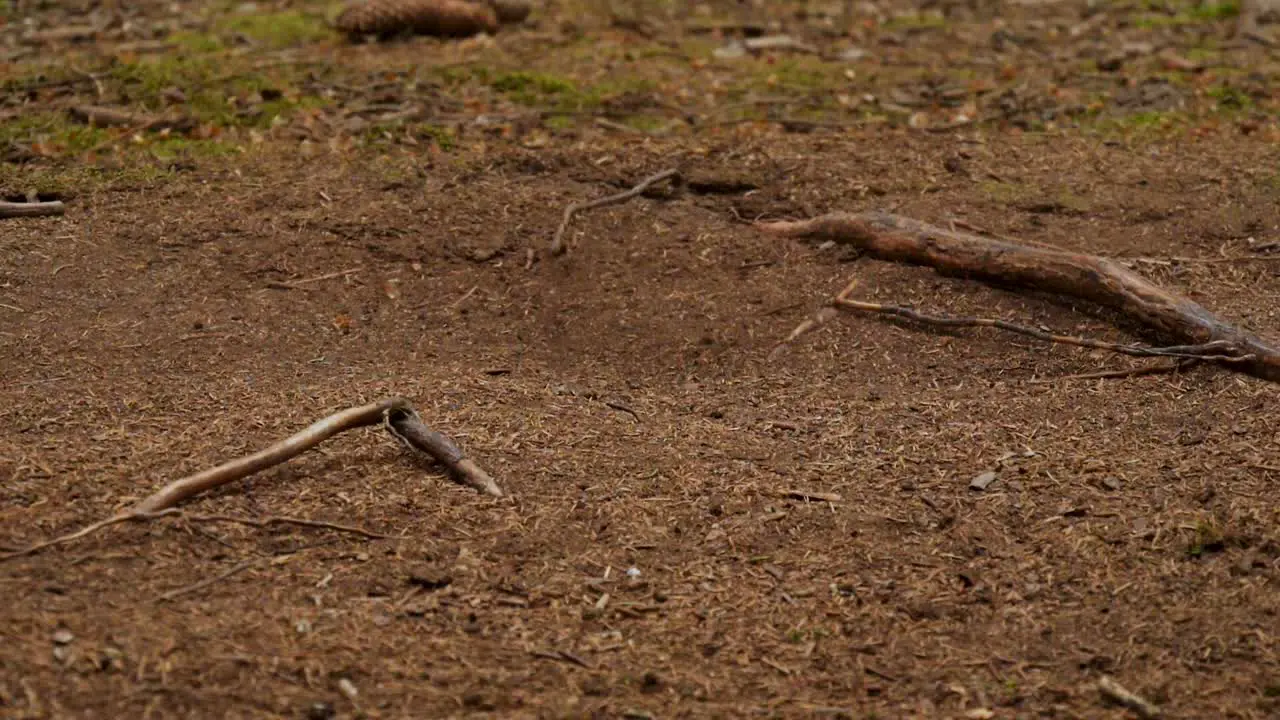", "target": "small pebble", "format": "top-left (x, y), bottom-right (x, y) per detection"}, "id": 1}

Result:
top-left (337, 677), bottom-right (359, 701)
